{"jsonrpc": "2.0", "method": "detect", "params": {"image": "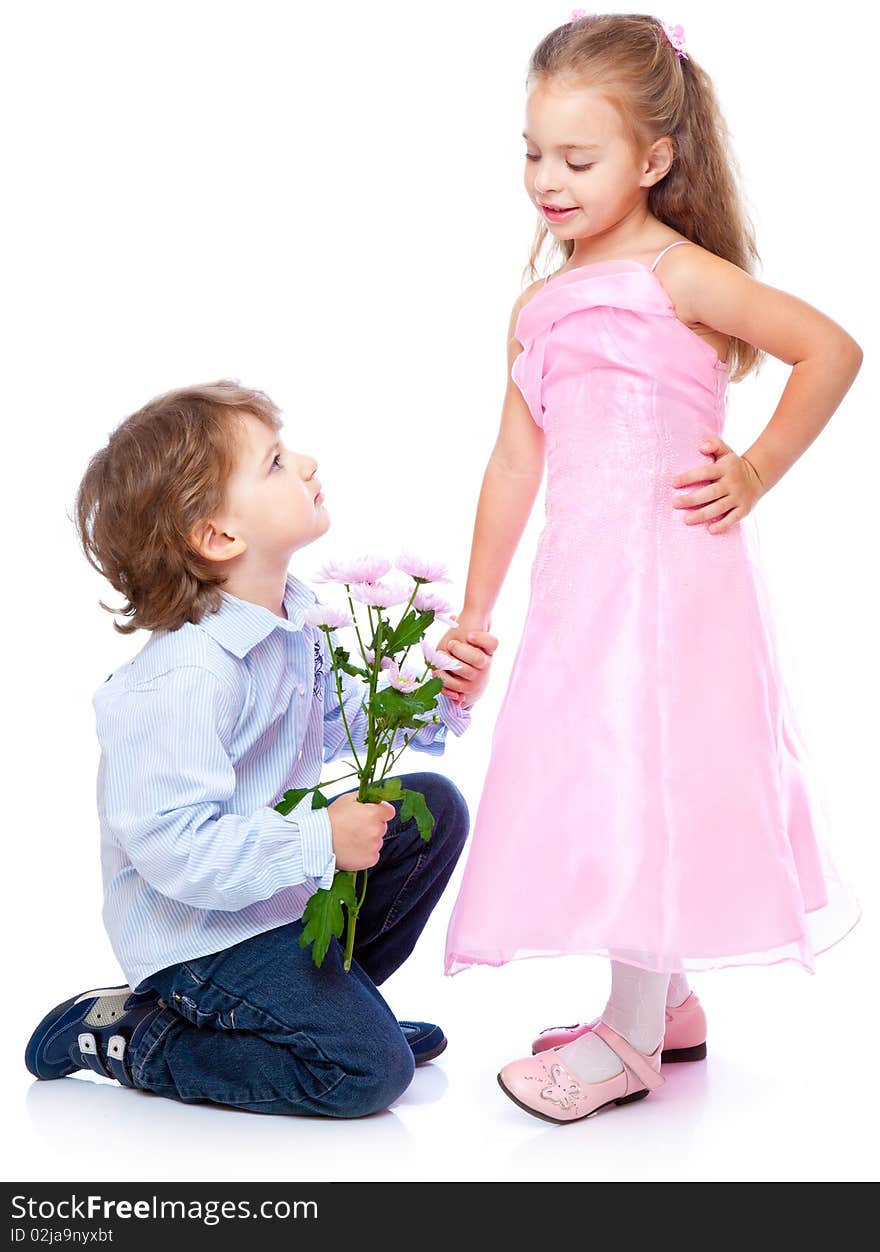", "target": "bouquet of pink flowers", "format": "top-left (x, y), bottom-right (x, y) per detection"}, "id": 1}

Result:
top-left (272, 552), bottom-right (464, 971)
